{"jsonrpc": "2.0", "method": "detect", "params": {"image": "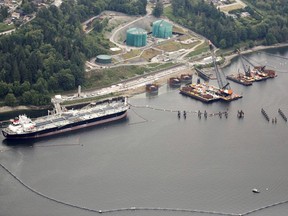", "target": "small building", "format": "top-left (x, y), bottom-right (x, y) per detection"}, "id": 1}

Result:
top-left (11, 12), bottom-right (20, 19)
top-left (95, 55), bottom-right (112, 64)
top-left (126, 27), bottom-right (147, 47)
top-left (152, 20), bottom-right (173, 39)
